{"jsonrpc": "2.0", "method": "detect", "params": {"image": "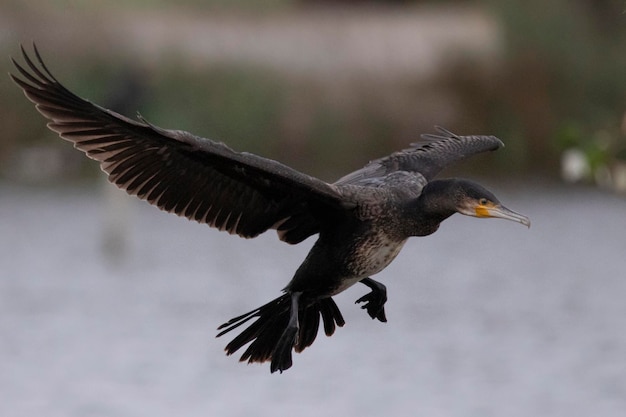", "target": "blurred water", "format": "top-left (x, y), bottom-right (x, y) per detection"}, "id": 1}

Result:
top-left (1, 182), bottom-right (625, 417)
